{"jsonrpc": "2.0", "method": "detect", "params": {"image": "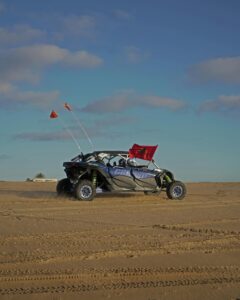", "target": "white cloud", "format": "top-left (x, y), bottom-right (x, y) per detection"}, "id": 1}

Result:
top-left (143, 95), bottom-right (187, 110)
top-left (0, 44), bottom-right (102, 110)
top-left (13, 125), bottom-right (119, 142)
top-left (124, 46), bottom-right (150, 63)
top-left (81, 90), bottom-right (187, 113)
top-left (189, 56), bottom-right (240, 84)
top-left (62, 15), bottom-right (96, 37)
top-left (64, 50), bottom-right (103, 68)
top-left (0, 82), bottom-right (12, 93)
top-left (113, 9), bottom-right (132, 20)
top-left (0, 44), bottom-right (66, 83)
top-left (0, 83), bottom-right (60, 109)
top-left (0, 44), bottom-right (103, 83)
top-left (14, 131), bottom-right (70, 142)
top-left (199, 95), bottom-right (240, 114)
top-left (0, 25), bottom-right (45, 45)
